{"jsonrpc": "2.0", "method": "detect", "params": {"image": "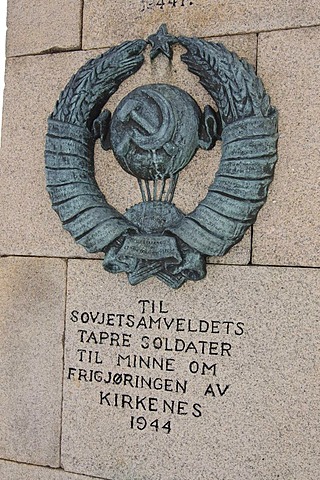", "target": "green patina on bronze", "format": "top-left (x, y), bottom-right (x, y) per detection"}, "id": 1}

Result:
top-left (45, 25), bottom-right (278, 288)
